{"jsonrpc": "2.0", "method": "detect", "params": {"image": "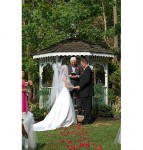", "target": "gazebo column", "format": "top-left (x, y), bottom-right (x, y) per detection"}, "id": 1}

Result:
top-left (39, 61), bottom-right (44, 109)
top-left (39, 58), bottom-right (52, 109)
top-left (39, 62), bottom-right (44, 88)
top-left (104, 63), bottom-right (108, 105)
top-left (93, 65), bottom-right (96, 84)
top-left (92, 65), bottom-right (96, 106)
